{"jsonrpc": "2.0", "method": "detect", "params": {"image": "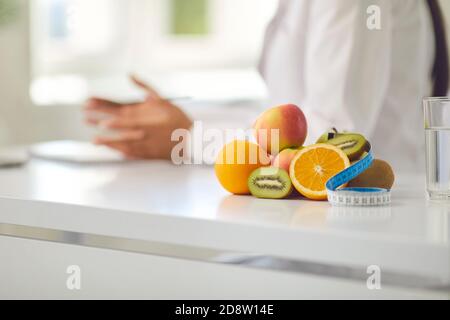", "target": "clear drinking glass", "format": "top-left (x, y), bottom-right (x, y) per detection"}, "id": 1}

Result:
top-left (424, 97), bottom-right (450, 200)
